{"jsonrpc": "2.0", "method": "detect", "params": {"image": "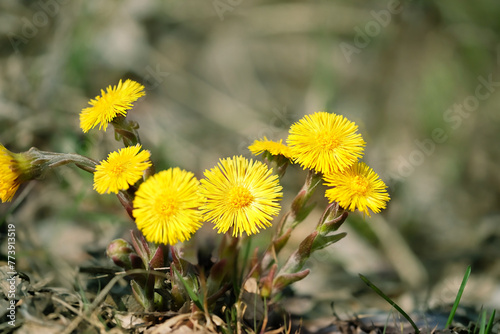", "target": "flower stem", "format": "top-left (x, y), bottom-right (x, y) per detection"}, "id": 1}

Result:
top-left (27, 148), bottom-right (98, 174)
top-left (277, 169), bottom-right (322, 238)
